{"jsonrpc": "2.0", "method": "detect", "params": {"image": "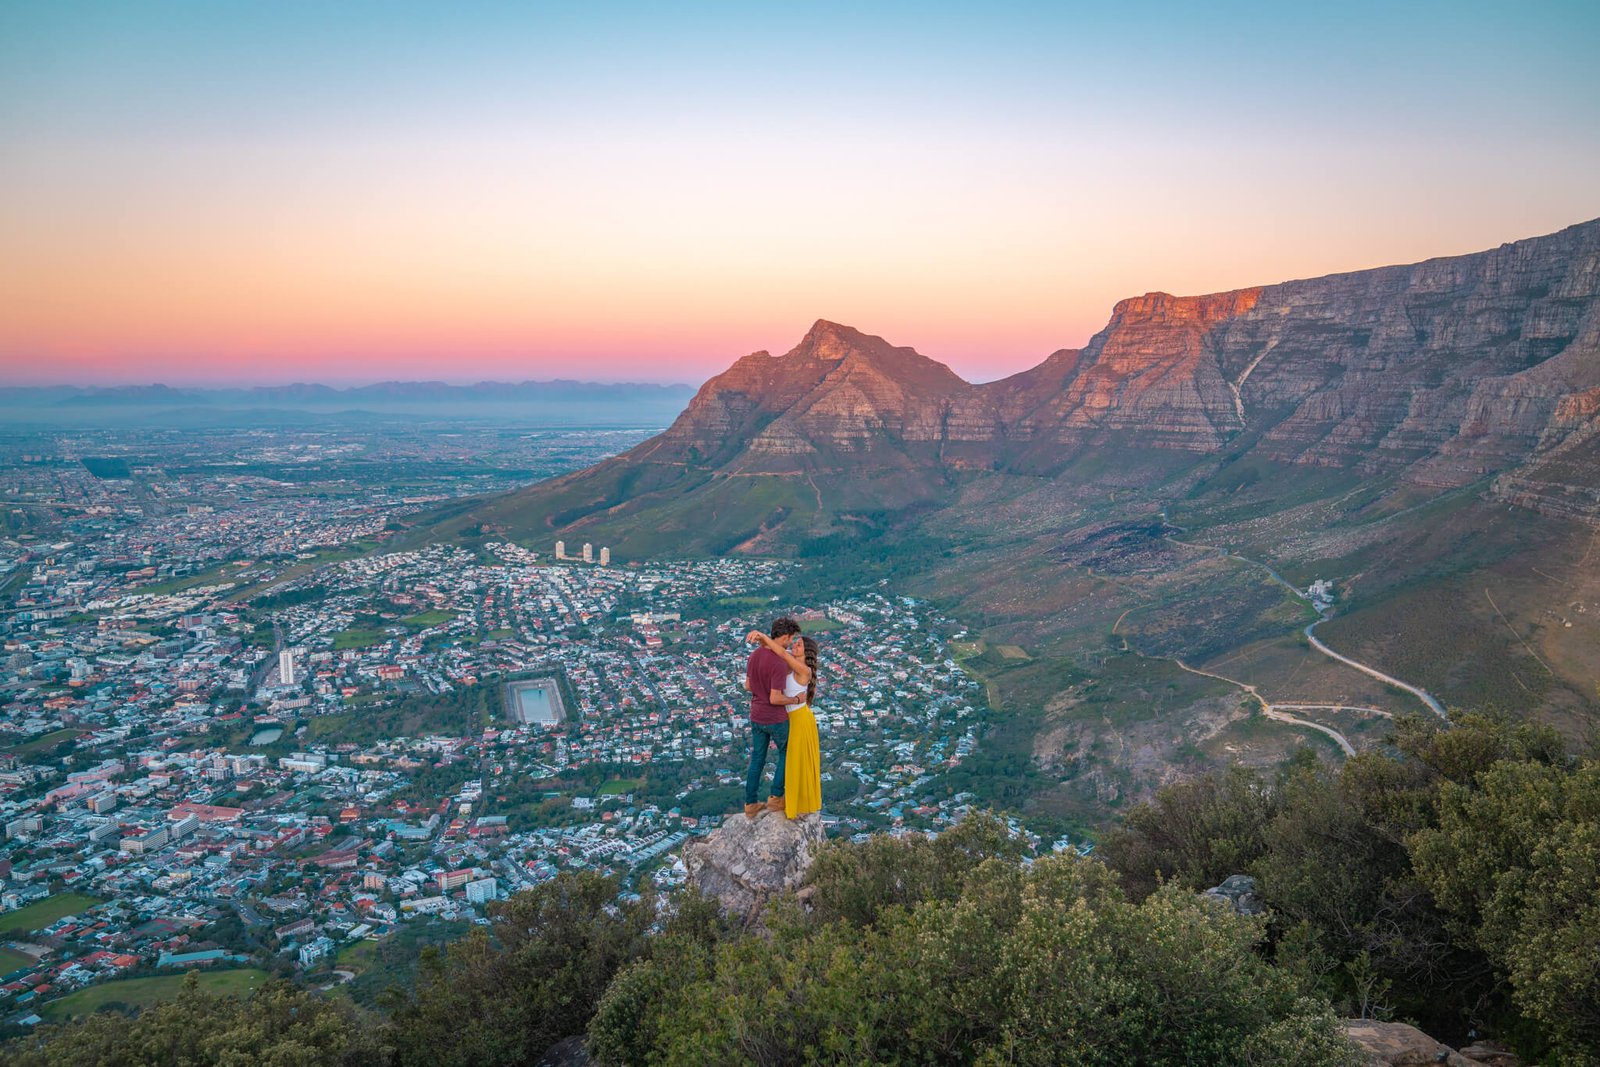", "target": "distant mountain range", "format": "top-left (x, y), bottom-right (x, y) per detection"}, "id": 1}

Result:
top-left (0, 379), bottom-right (697, 427)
